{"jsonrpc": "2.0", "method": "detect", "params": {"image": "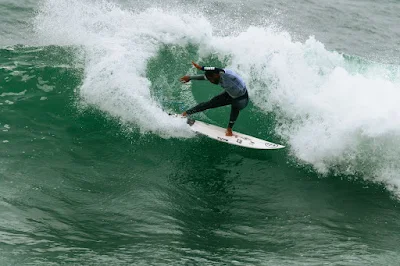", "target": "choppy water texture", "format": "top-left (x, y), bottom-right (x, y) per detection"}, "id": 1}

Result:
top-left (1, 0), bottom-right (400, 265)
